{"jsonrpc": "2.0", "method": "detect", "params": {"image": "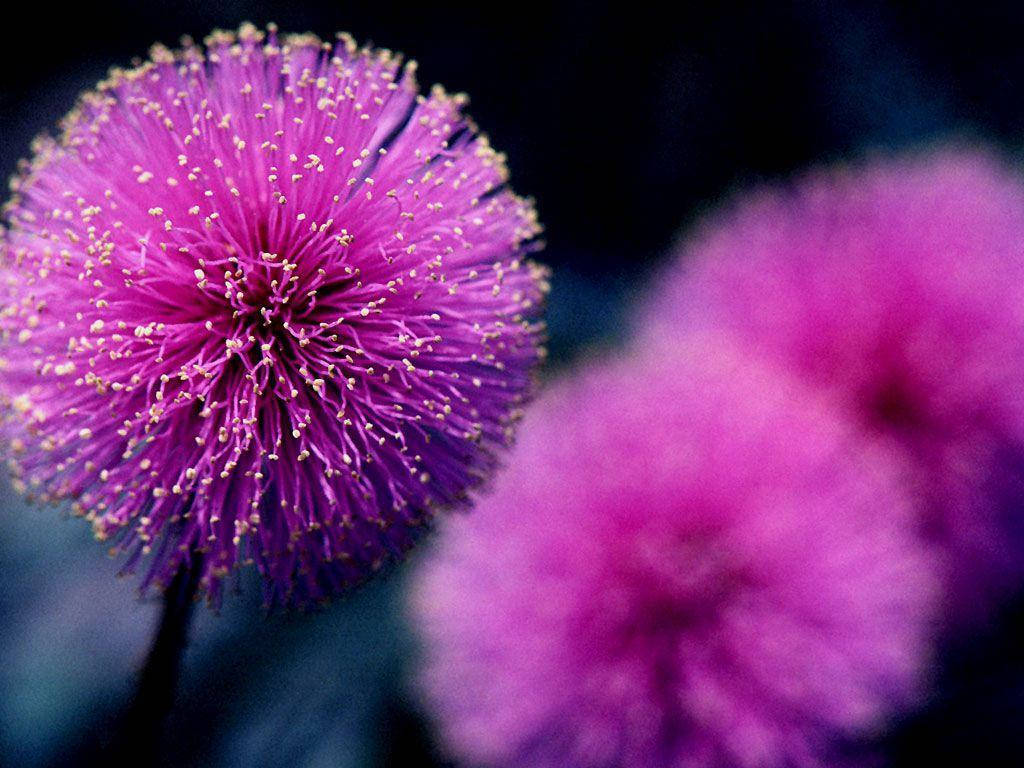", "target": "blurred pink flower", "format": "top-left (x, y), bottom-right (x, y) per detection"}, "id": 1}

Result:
top-left (643, 147), bottom-right (1024, 622)
top-left (411, 341), bottom-right (937, 768)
